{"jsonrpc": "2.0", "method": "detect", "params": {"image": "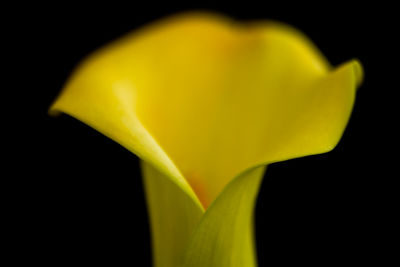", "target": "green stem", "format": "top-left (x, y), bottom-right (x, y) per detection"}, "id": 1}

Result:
top-left (142, 161), bottom-right (266, 267)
